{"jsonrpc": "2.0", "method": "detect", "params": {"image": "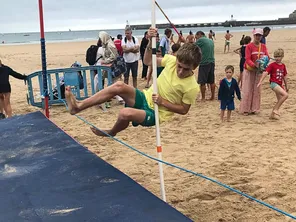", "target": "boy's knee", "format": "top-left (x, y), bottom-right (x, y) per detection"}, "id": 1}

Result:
top-left (118, 108), bottom-right (133, 121)
top-left (113, 81), bottom-right (125, 91)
